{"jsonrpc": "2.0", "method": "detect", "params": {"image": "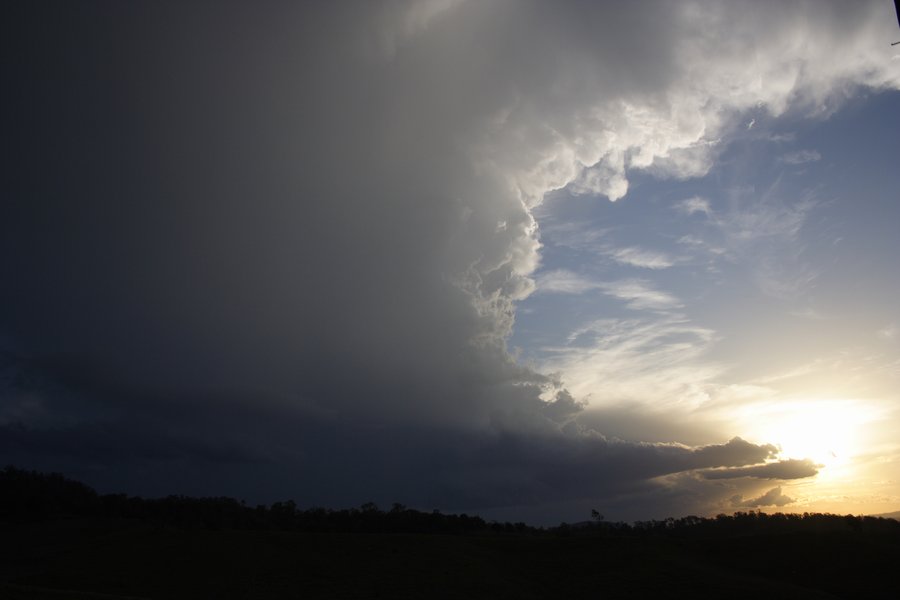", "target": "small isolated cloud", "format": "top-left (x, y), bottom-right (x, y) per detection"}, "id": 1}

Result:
top-left (746, 118), bottom-right (756, 130)
top-left (701, 458), bottom-right (820, 480)
top-left (731, 486), bottom-right (795, 508)
top-left (780, 149), bottom-right (822, 165)
top-left (610, 247), bottom-right (675, 270)
top-left (675, 196), bottom-right (712, 216)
